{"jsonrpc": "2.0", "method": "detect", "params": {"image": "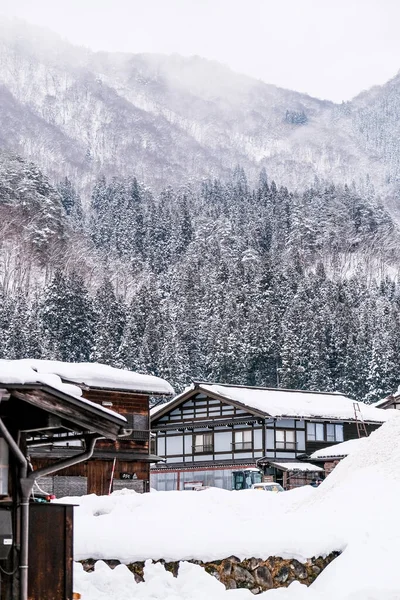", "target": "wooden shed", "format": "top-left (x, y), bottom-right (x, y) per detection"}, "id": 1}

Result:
top-left (0, 359), bottom-right (128, 600)
top-left (15, 360), bottom-right (174, 496)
